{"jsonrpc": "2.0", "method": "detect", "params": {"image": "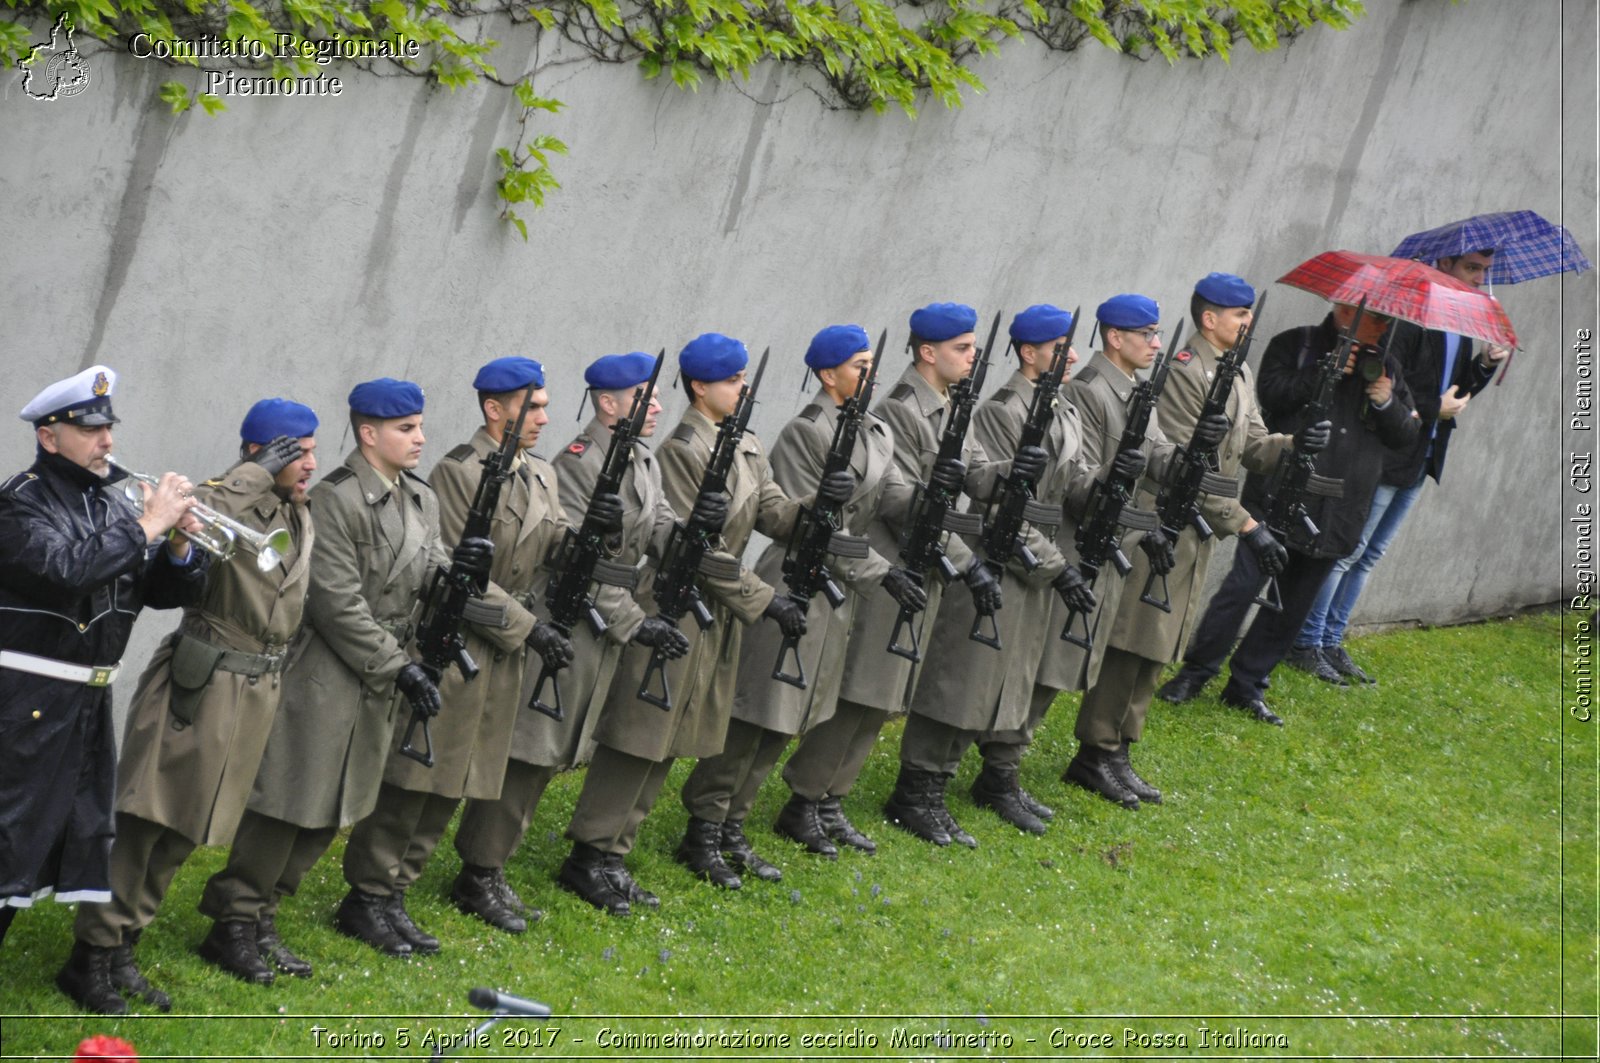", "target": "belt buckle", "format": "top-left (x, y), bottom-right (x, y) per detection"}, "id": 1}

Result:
top-left (88, 666), bottom-right (114, 687)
